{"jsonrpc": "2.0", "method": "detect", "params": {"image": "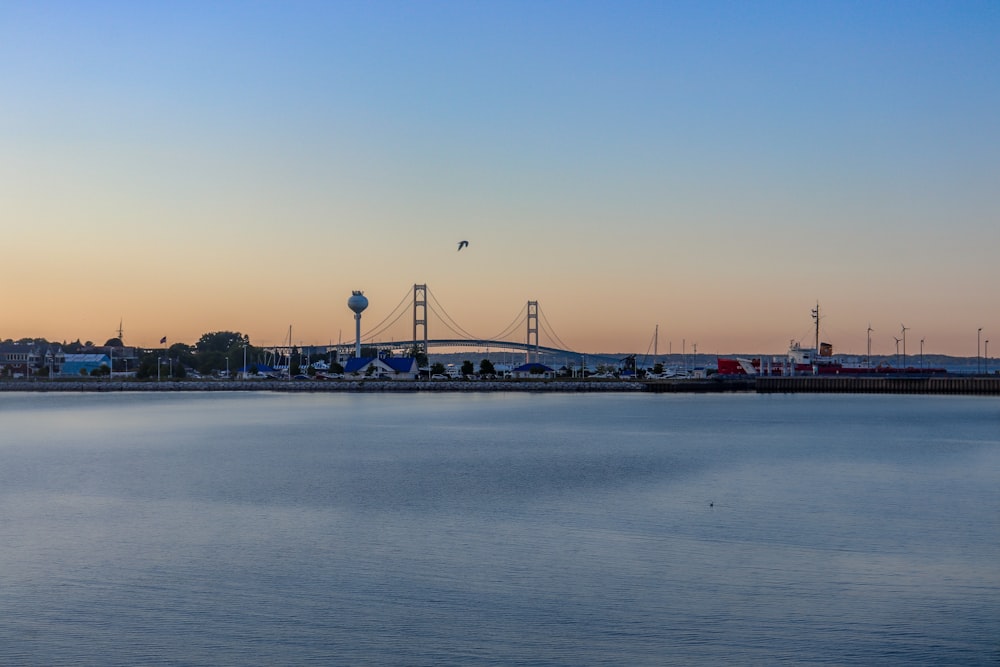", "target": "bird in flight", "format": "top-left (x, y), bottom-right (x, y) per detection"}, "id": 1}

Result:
top-left (457, 240), bottom-right (469, 251)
